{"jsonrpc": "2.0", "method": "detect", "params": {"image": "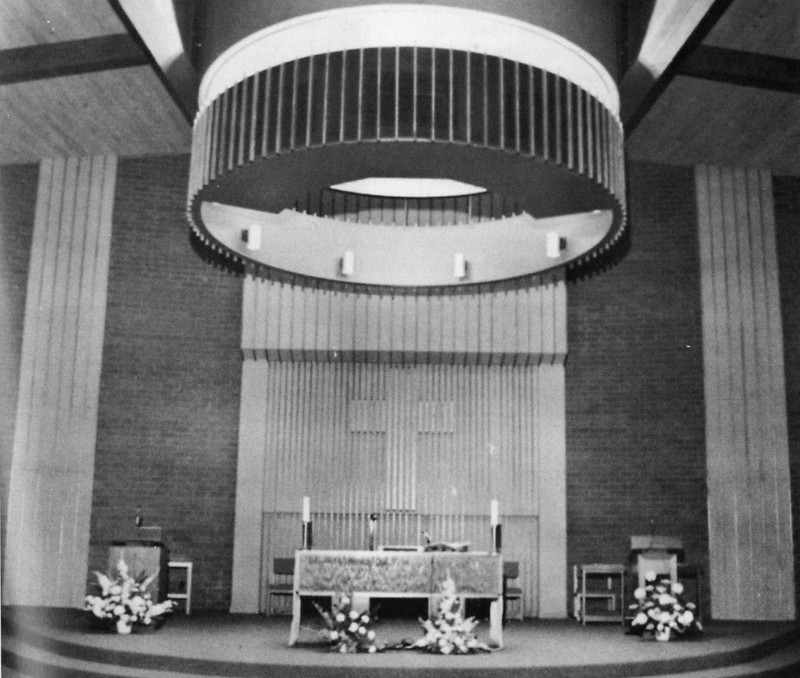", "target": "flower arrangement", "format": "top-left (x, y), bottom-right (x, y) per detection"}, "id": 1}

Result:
top-left (628, 571), bottom-right (702, 641)
top-left (409, 576), bottom-right (491, 654)
top-left (314, 593), bottom-right (380, 653)
top-left (85, 558), bottom-right (175, 633)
